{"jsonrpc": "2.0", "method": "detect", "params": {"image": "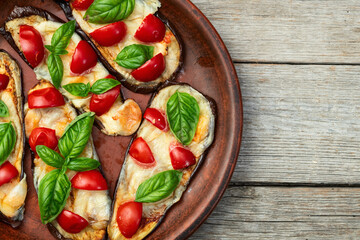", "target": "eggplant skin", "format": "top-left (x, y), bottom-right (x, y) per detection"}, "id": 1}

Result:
top-left (0, 50), bottom-right (26, 228)
top-left (55, 0), bottom-right (184, 94)
top-left (108, 82), bottom-right (216, 239)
